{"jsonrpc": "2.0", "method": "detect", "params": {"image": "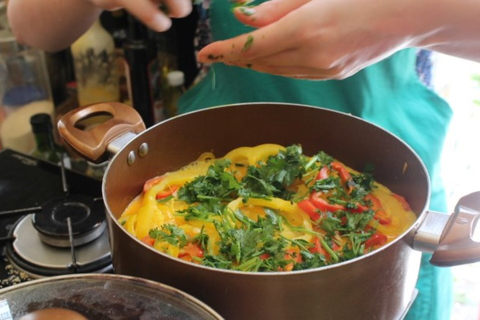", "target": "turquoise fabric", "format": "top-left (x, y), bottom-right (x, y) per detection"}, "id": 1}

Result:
top-left (179, 0), bottom-right (454, 318)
